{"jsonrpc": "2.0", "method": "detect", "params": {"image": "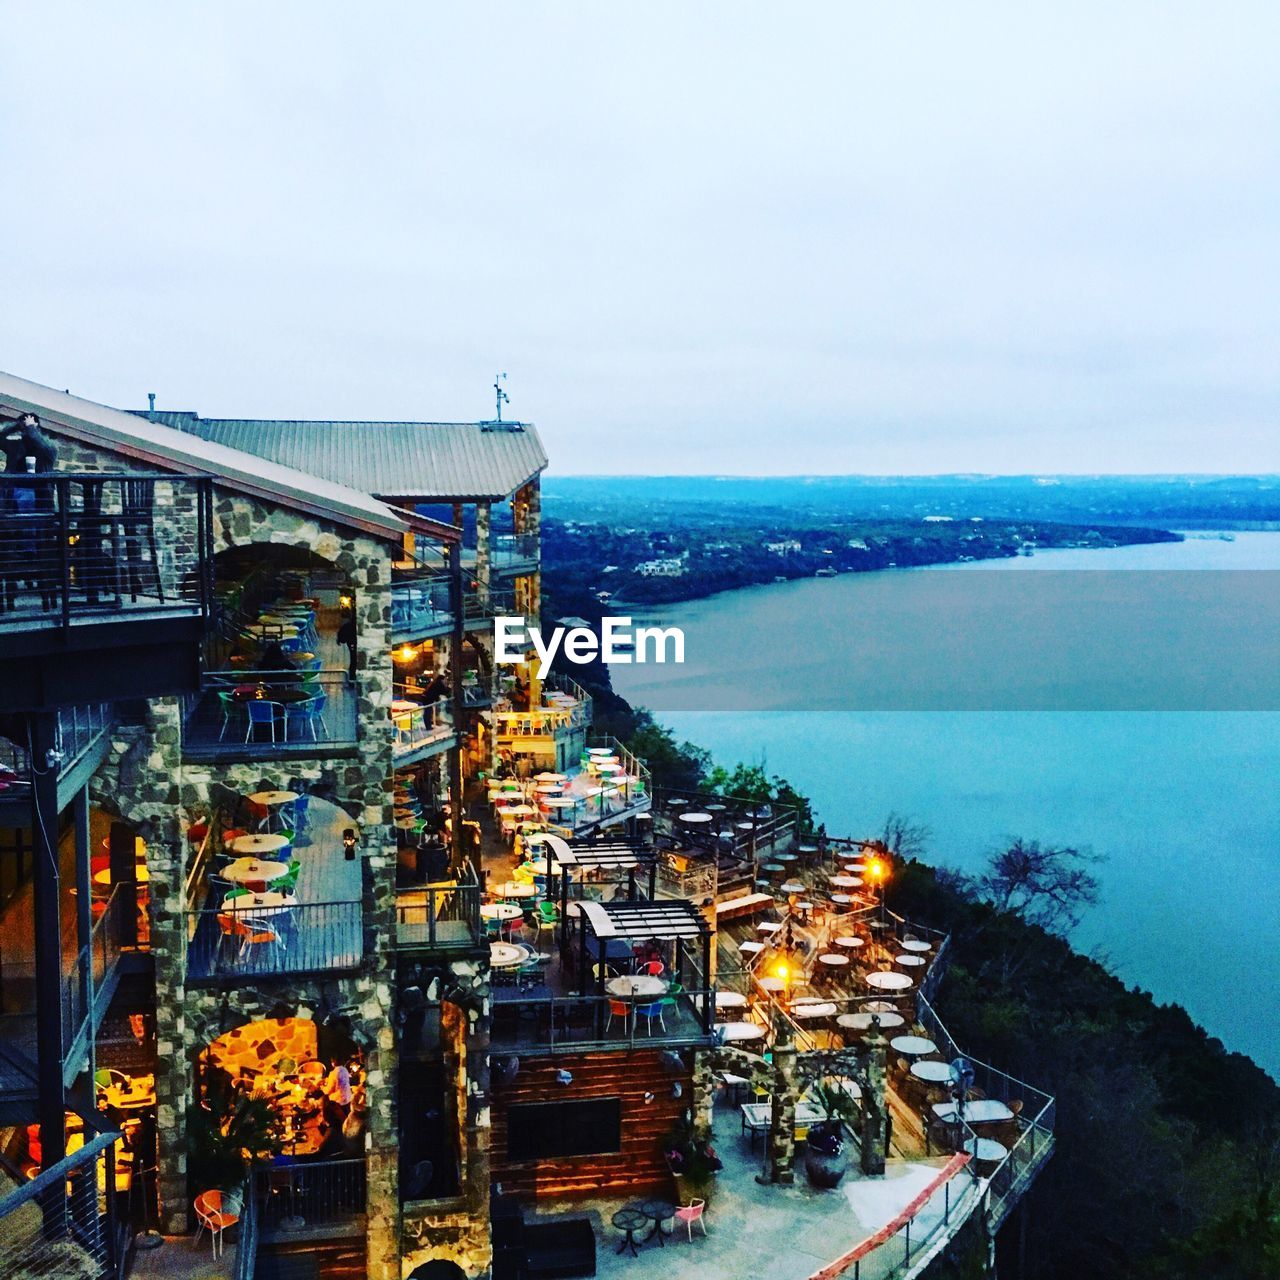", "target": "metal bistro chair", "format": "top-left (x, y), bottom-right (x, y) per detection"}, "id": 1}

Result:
top-left (216, 690), bottom-right (240, 741)
top-left (245, 699), bottom-right (279, 743)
